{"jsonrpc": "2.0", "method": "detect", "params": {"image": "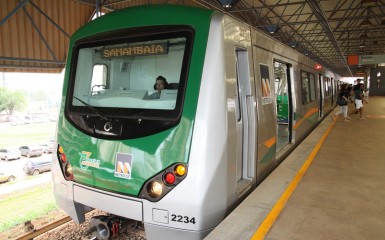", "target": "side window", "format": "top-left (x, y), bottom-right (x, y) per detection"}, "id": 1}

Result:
top-left (301, 71), bottom-right (316, 104)
top-left (91, 64), bottom-right (108, 95)
top-left (301, 71), bottom-right (310, 104)
top-left (309, 73), bottom-right (316, 101)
